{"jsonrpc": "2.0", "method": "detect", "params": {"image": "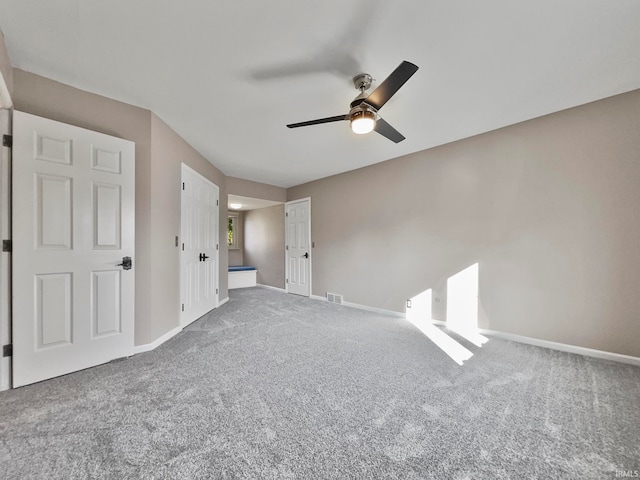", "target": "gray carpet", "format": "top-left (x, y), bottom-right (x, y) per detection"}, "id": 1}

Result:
top-left (0, 287), bottom-right (639, 479)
